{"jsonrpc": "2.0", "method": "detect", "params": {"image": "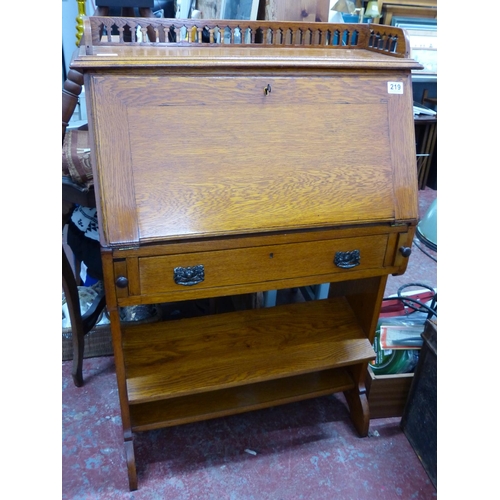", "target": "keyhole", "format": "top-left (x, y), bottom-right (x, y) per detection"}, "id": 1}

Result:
top-left (264, 84), bottom-right (271, 95)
